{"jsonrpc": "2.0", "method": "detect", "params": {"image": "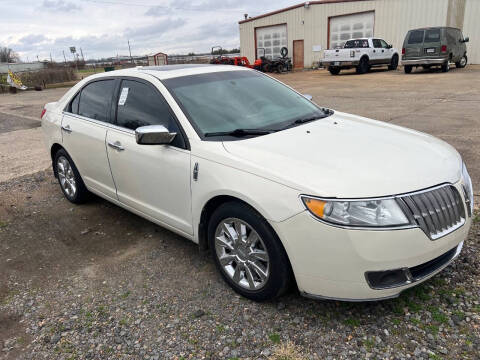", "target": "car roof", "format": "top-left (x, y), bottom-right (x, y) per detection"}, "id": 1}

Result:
top-left (88, 64), bottom-right (249, 81)
top-left (409, 26), bottom-right (460, 31)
